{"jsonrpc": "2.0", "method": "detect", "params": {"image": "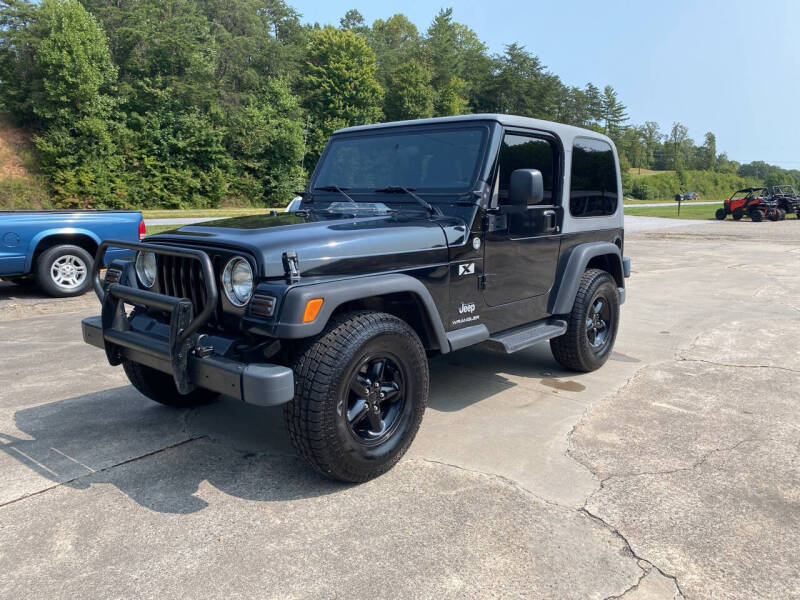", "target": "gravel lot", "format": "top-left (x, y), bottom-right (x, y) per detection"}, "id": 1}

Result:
top-left (1, 220), bottom-right (798, 599)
